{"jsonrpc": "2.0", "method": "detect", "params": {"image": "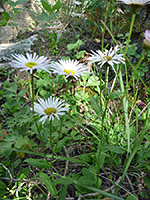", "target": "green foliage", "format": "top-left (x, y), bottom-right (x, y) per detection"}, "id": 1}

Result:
top-left (0, 0), bottom-right (150, 199)
top-left (66, 39), bottom-right (85, 59)
top-left (39, 172), bottom-right (57, 196)
top-left (41, 30), bottom-right (65, 56)
top-left (0, 11), bottom-right (10, 26)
